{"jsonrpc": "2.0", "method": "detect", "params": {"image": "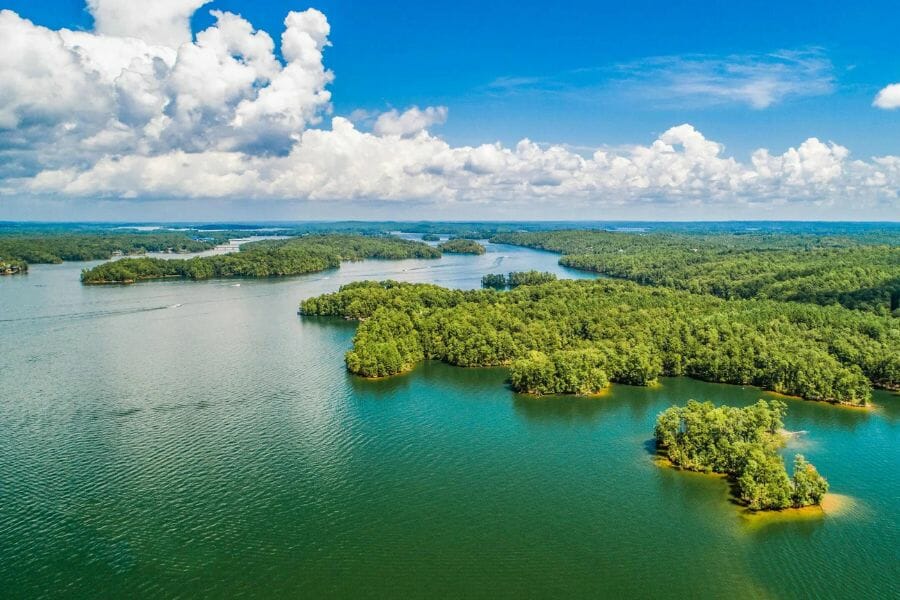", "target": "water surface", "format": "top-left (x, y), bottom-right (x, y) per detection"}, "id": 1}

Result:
top-left (0, 241), bottom-right (897, 598)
